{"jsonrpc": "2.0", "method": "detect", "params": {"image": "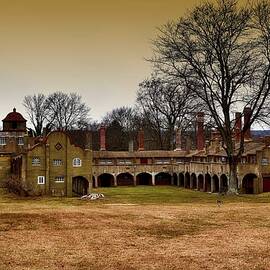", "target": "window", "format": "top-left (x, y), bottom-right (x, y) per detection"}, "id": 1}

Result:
top-left (176, 158), bottom-right (184, 164)
top-left (99, 159), bottom-right (113, 165)
top-left (32, 157), bottom-right (41, 166)
top-left (118, 159), bottom-right (133, 165)
top-left (55, 176), bottom-right (64, 182)
top-left (53, 159), bottom-right (63, 166)
top-left (261, 158), bottom-right (269, 166)
top-left (37, 176), bottom-right (45, 184)
top-left (73, 158), bottom-right (82, 167)
top-left (155, 159), bottom-right (170, 164)
top-left (0, 137), bottom-right (6, 145)
top-left (17, 137), bottom-right (24, 145)
top-left (250, 156), bottom-right (257, 164)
